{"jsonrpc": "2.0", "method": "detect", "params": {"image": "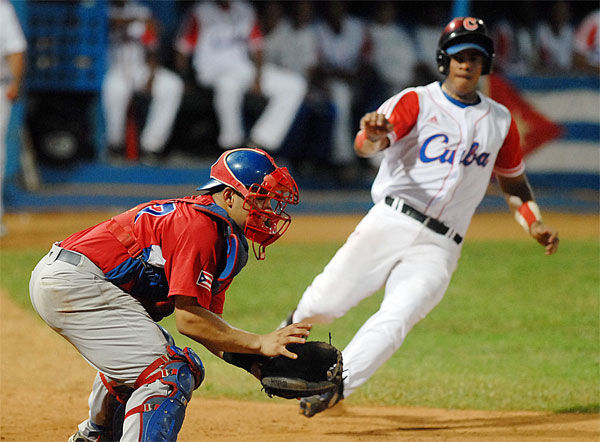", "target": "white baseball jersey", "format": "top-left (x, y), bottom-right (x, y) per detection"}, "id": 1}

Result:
top-left (0, 0), bottom-right (27, 223)
top-left (175, 1), bottom-right (306, 151)
top-left (535, 21), bottom-right (574, 70)
top-left (574, 10), bottom-right (600, 65)
top-left (372, 81), bottom-right (524, 236)
top-left (313, 15), bottom-right (368, 73)
top-left (107, 1), bottom-right (154, 78)
top-left (370, 21), bottom-right (416, 90)
top-left (175, 0), bottom-right (262, 84)
top-left (263, 19), bottom-right (318, 78)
